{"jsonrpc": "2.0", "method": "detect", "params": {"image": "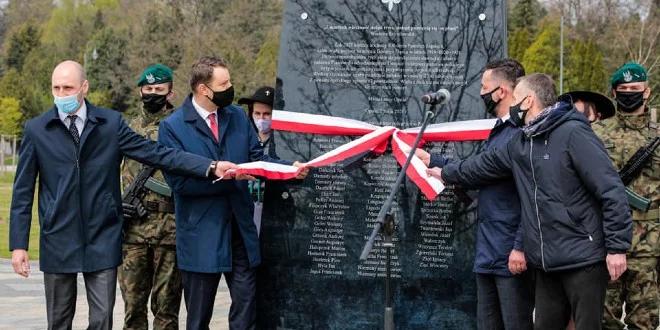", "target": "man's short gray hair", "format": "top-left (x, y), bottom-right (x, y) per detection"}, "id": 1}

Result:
top-left (517, 73), bottom-right (557, 108)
